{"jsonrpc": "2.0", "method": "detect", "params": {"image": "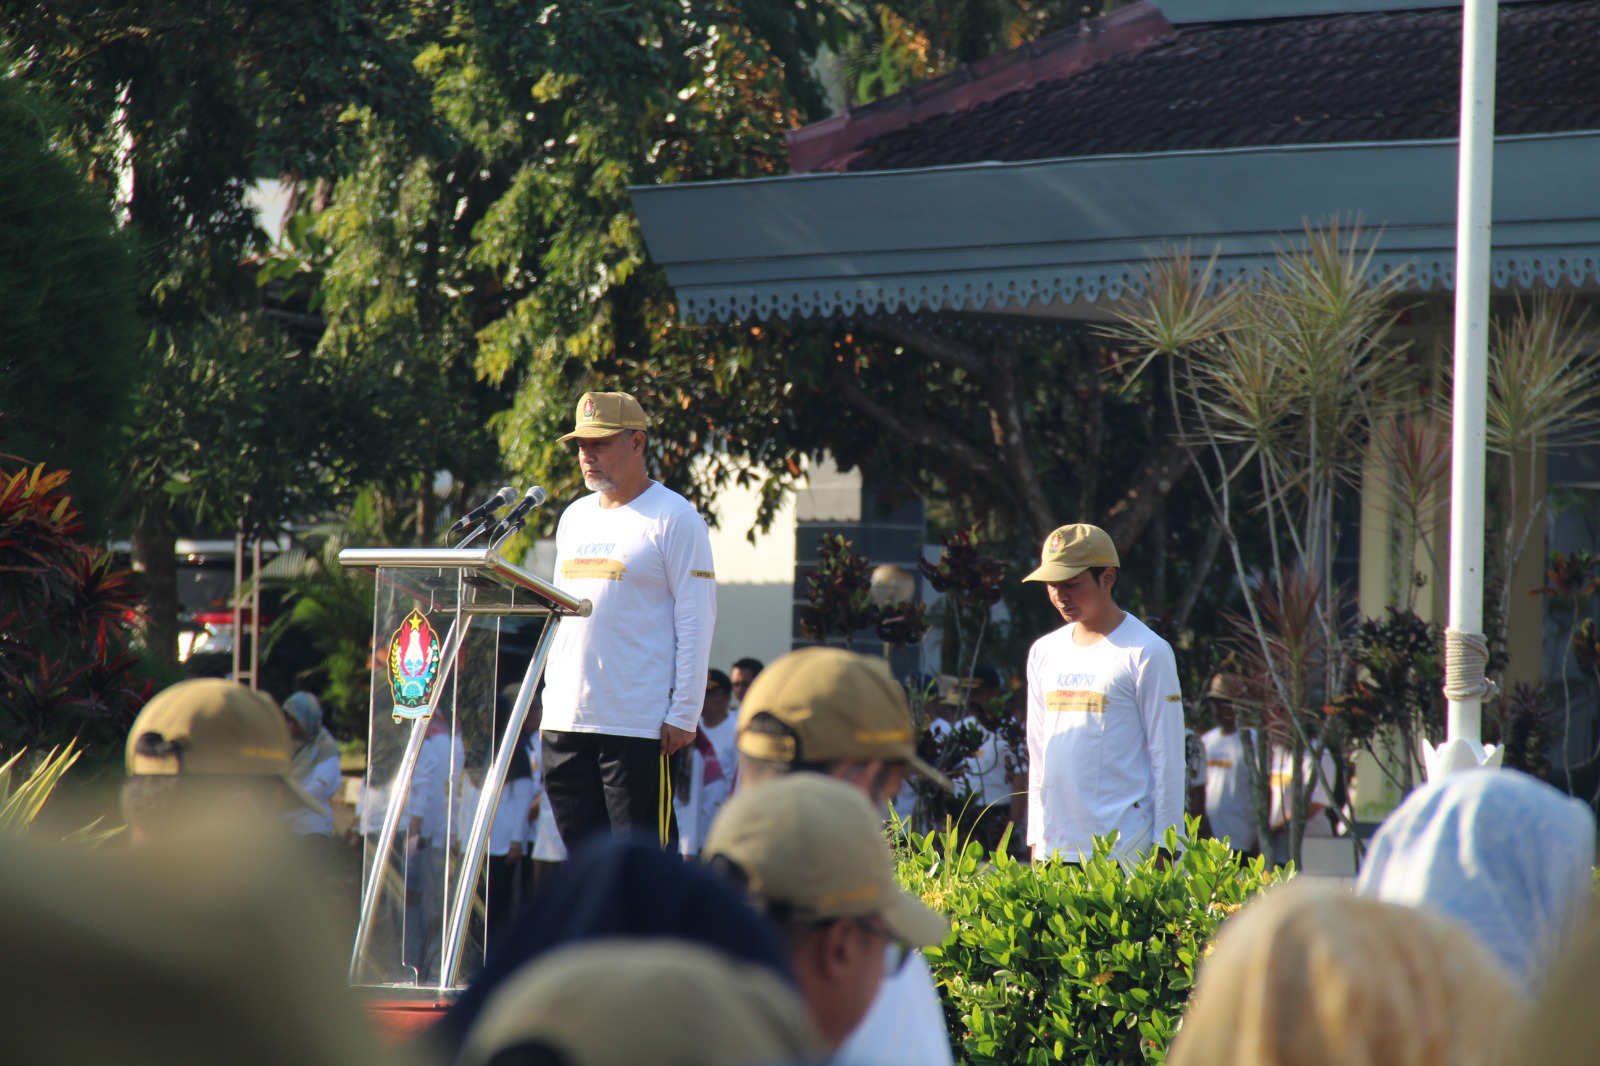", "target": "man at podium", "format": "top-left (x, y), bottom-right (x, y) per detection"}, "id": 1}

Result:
top-left (539, 391), bottom-right (717, 851)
